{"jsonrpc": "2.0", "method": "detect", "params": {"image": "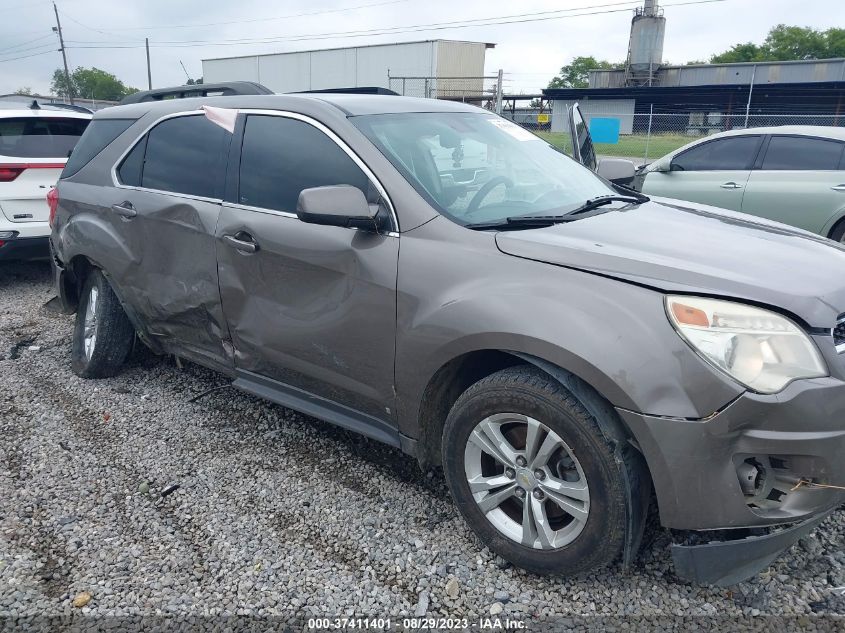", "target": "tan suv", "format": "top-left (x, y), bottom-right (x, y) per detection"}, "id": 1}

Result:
top-left (50, 93), bottom-right (845, 585)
